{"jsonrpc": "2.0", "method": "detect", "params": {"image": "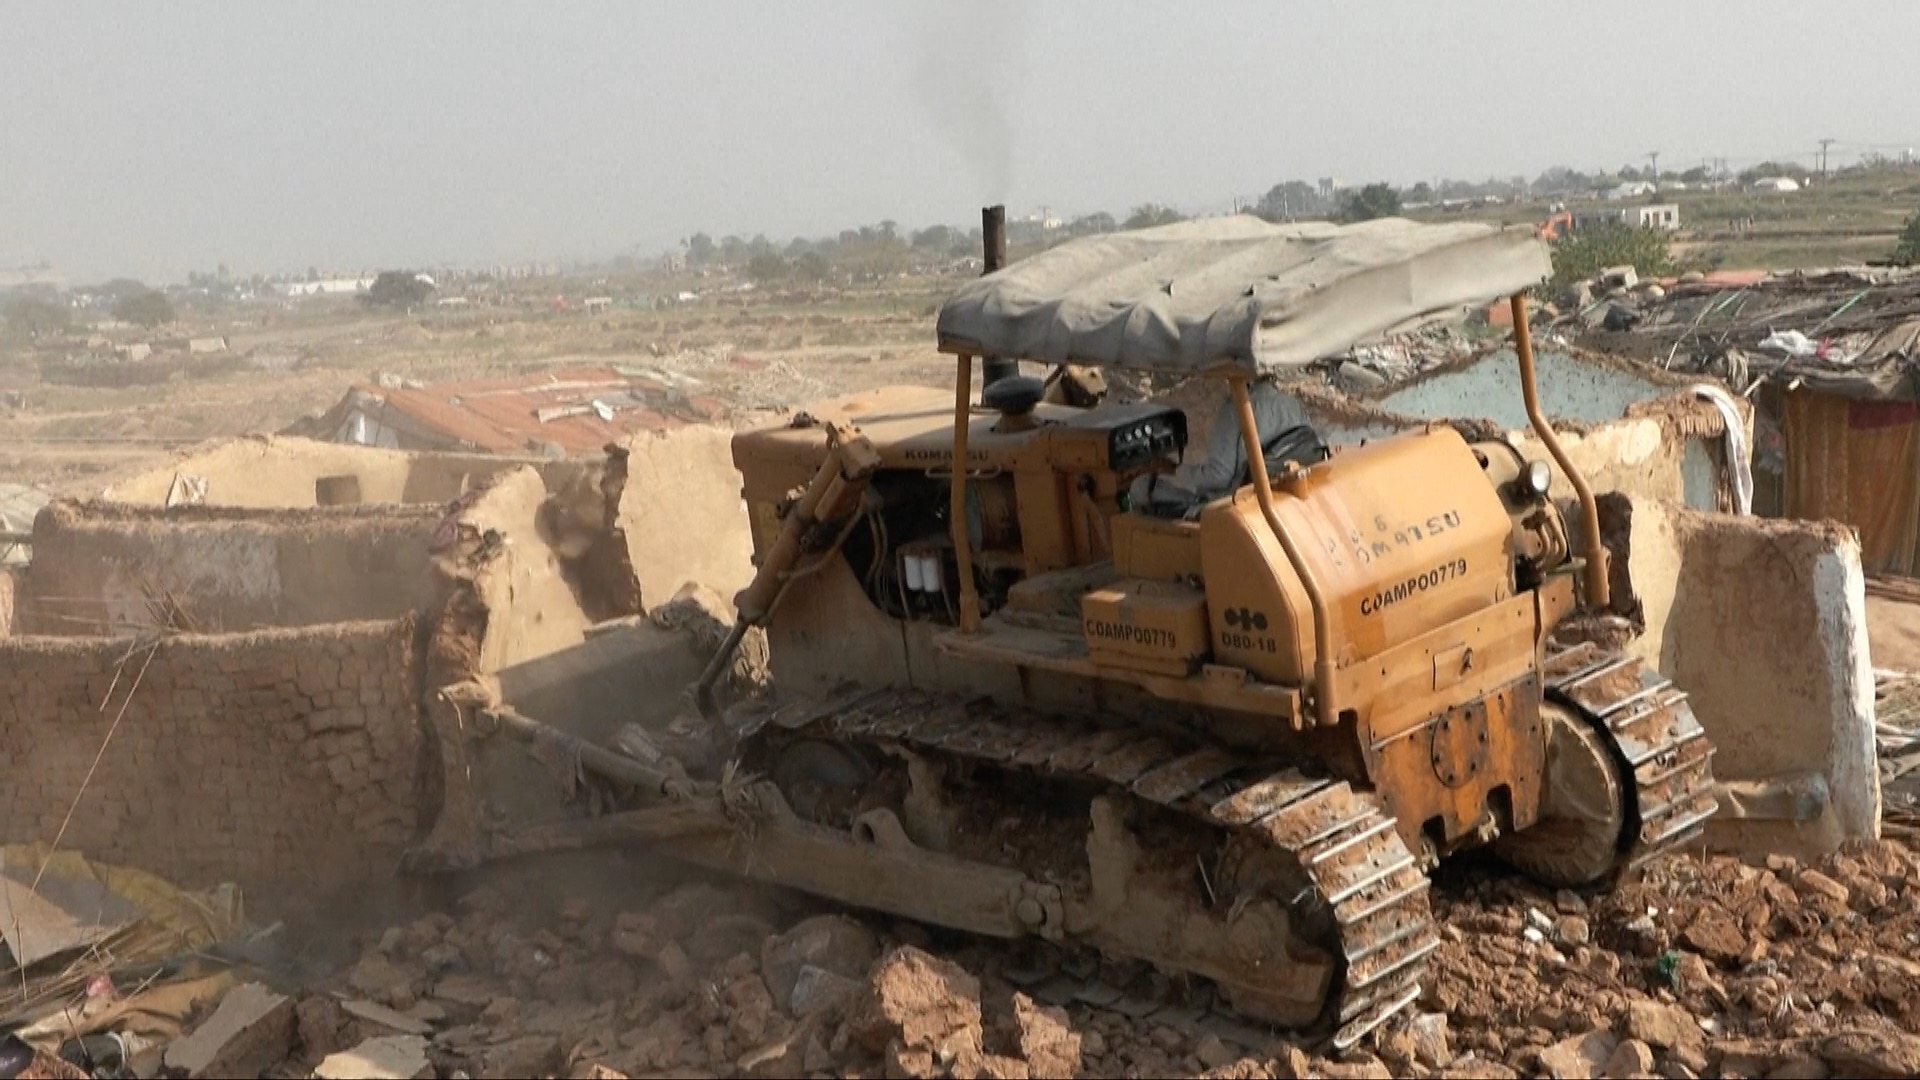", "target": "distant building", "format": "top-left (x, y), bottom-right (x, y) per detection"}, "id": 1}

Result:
top-left (661, 252), bottom-right (687, 273)
top-left (187, 336), bottom-right (228, 354)
top-left (1751, 176), bottom-right (1802, 193)
top-left (278, 277), bottom-right (372, 297)
top-left (1604, 180), bottom-right (1659, 200)
top-left (583, 297), bottom-right (613, 314)
top-left (1624, 204), bottom-right (1680, 231)
top-left (1574, 204), bottom-right (1680, 232)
